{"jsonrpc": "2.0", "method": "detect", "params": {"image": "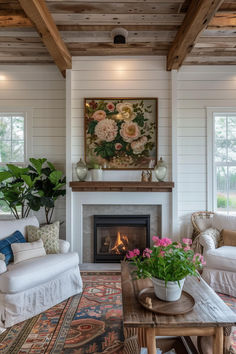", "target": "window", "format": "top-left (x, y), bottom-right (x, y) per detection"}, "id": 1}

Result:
top-left (0, 109), bottom-right (32, 216)
top-left (0, 113), bottom-right (25, 163)
top-left (208, 109), bottom-right (236, 214)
